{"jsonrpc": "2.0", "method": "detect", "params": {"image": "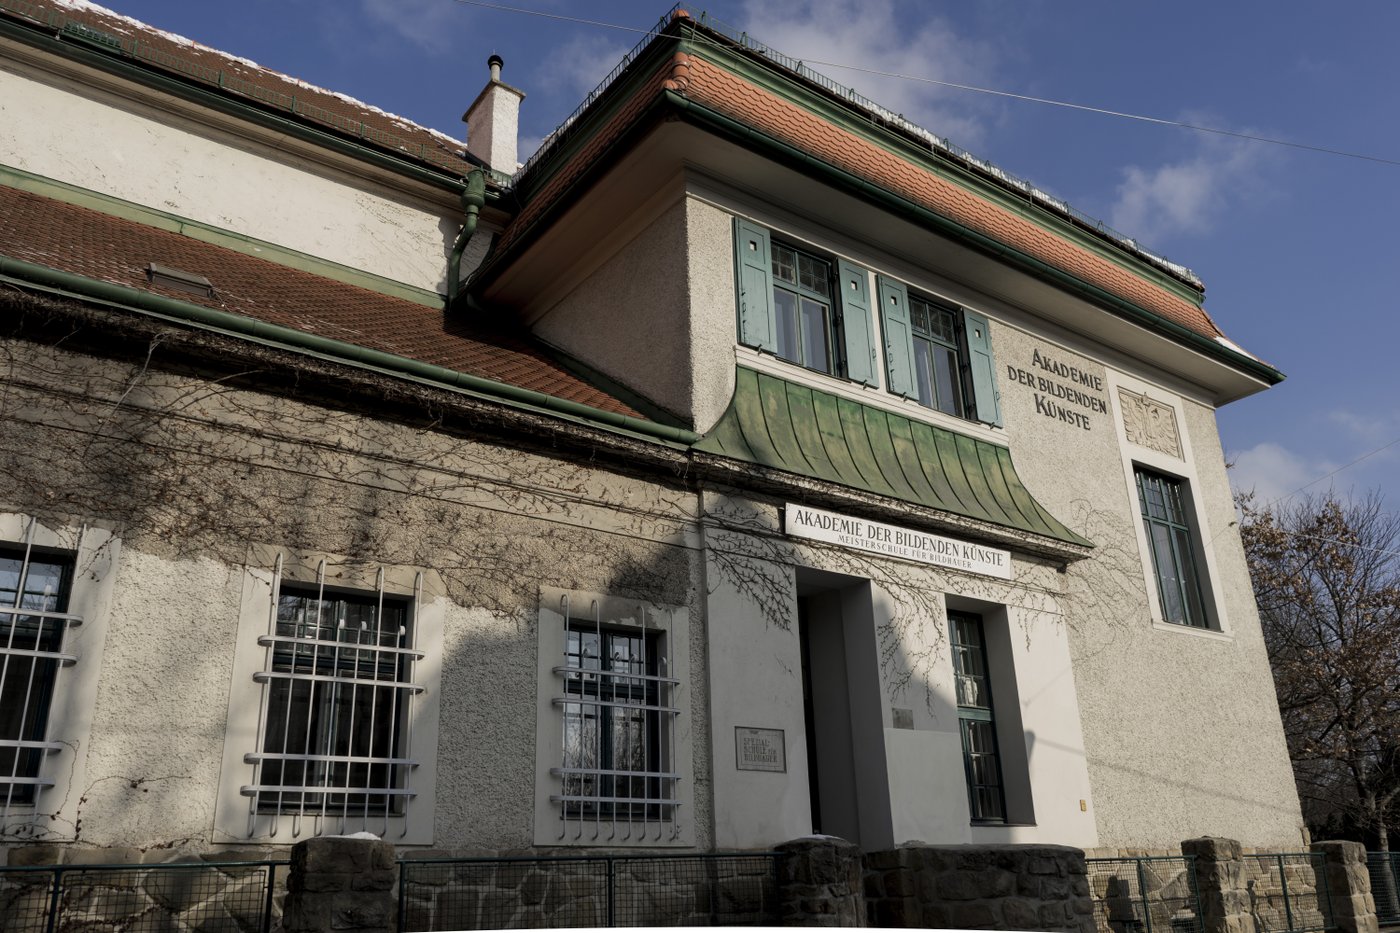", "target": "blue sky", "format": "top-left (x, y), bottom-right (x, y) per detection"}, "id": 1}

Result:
top-left (87, 0), bottom-right (1400, 510)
